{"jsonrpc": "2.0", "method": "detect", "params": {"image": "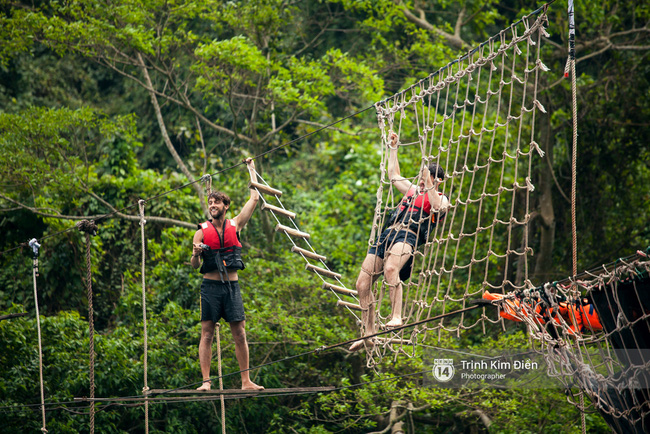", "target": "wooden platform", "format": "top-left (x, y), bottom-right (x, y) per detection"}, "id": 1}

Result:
top-left (74, 387), bottom-right (336, 403)
top-left (146, 386), bottom-right (335, 396)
